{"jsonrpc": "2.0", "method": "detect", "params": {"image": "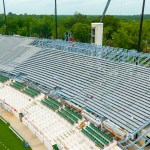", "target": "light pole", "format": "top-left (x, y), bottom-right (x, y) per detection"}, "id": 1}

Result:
top-left (3, 0), bottom-right (8, 35)
top-left (55, 0), bottom-right (58, 39)
top-left (100, 0), bottom-right (111, 23)
top-left (137, 0), bottom-right (146, 52)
